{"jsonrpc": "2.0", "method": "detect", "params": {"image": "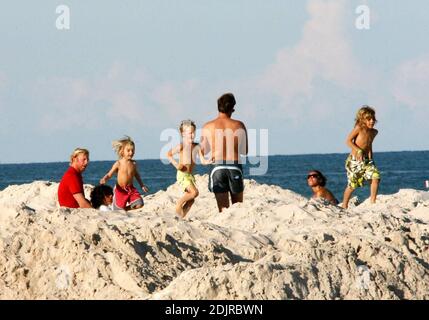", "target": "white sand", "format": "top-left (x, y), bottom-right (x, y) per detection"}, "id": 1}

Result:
top-left (1, 176), bottom-right (429, 299)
